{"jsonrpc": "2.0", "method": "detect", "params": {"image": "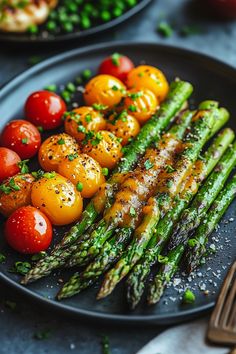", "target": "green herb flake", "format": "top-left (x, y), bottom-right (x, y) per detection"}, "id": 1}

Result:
top-left (130, 207), bottom-right (136, 217)
top-left (92, 103), bottom-right (108, 111)
top-left (138, 72), bottom-right (144, 77)
top-left (77, 125), bottom-right (87, 133)
top-left (5, 300), bottom-right (17, 311)
top-left (18, 160), bottom-right (29, 174)
top-left (183, 289), bottom-right (196, 304)
top-left (76, 182), bottom-right (83, 192)
top-left (0, 184), bottom-right (11, 195)
top-left (165, 164), bottom-right (175, 173)
top-left (166, 180), bottom-right (174, 189)
top-left (112, 85), bottom-right (119, 91)
top-left (66, 82), bottom-right (76, 93)
top-left (157, 21), bottom-right (173, 38)
top-left (31, 169), bottom-right (45, 180)
top-left (128, 105), bottom-right (137, 112)
top-left (158, 255), bottom-right (169, 264)
top-left (9, 178), bottom-right (21, 191)
top-left (57, 138), bottom-right (65, 145)
top-left (180, 25), bottom-right (202, 37)
top-left (44, 84), bottom-right (57, 92)
top-left (102, 168), bottom-right (109, 176)
top-left (188, 238), bottom-right (199, 248)
top-left (144, 159), bottom-right (154, 170)
top-left (21, 138), bottom-right (28, 145)
top-left (82, 69), bottom-right (92, 81)
top-left (68, 153), bottom-right (78, 161)
top-left (10, 261), bottom-right (31, 275)
top-left (128, 91), bottom-right (143, 100)
top-left (0, 253), bottom-right (6, 263)
top-left (28, 56), bottom-right (42, 66)
top-left (37, 126), bottom-right (44, 133)
top-left (85, 114), bottom-right (92, 123)
top-left (34, 329), bottom-right (51, 340)
top-left (91, 133), bottom-right (103, 146)
top-left (43, 172), bottom-right (56, 179)
top-left (101, 335), bottom-right (110, 354)
top-left (111, 53), bottom-right (121, 67)
top-left (31, 252), bottom-right (46, 262)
